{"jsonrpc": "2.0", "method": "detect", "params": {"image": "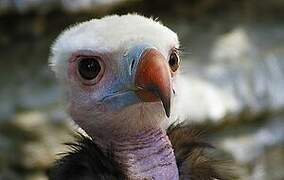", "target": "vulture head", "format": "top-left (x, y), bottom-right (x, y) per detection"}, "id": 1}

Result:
top-left (50, 14), bottom-right (180, 137)
top-left (50, 14), bottom-right (234, 180)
